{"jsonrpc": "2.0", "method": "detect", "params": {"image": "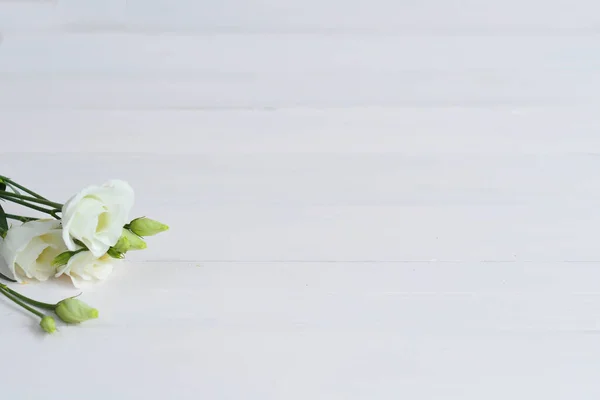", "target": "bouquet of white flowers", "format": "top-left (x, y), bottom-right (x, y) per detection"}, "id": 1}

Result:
top-left (0, 175), bottom-right (168, 334)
